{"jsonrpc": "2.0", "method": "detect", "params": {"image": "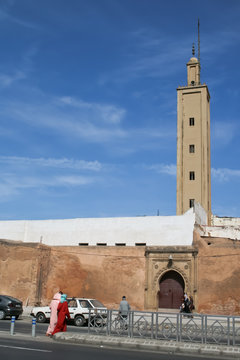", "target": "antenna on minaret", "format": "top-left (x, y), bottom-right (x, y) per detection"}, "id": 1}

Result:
top-left (198, 18), bottom-right (201, 71)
